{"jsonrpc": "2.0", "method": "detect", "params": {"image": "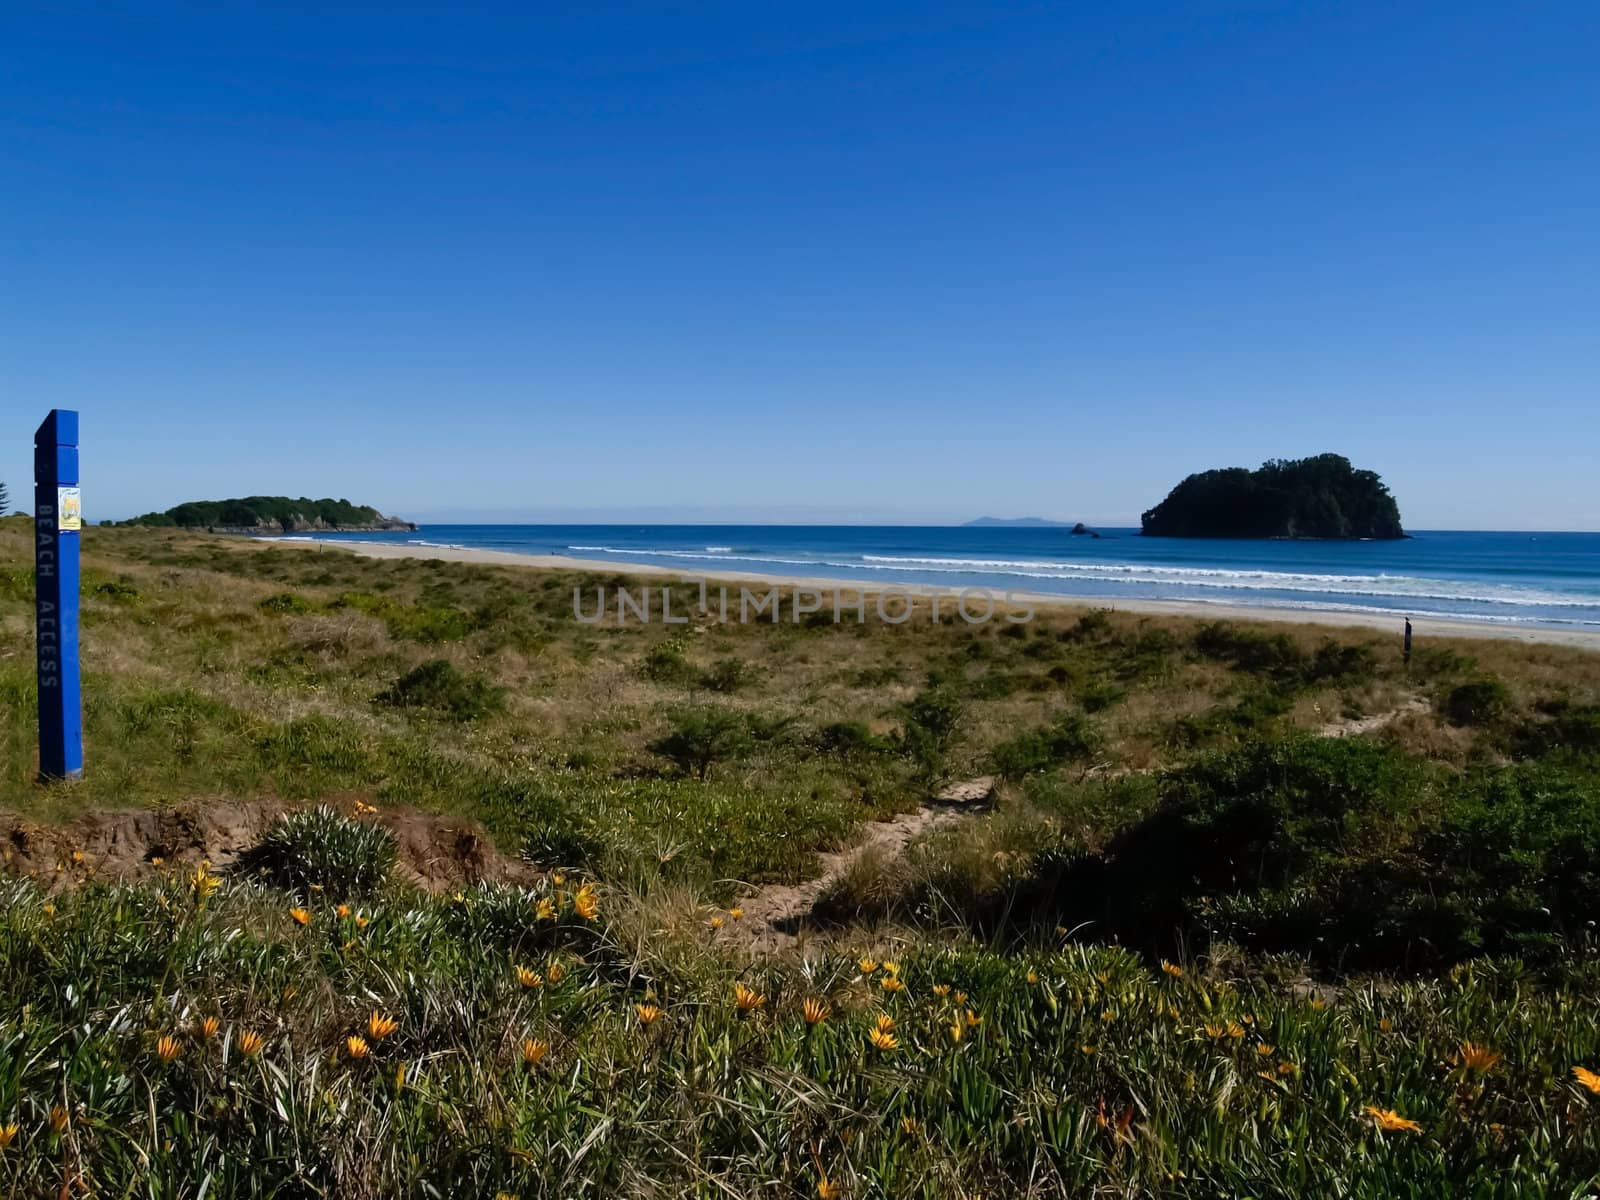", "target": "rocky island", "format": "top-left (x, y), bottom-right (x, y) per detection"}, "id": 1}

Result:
top-left (113, 496), bottom-right (416, 534)
top-left (1141, 453), bottom-right (1405, 539)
